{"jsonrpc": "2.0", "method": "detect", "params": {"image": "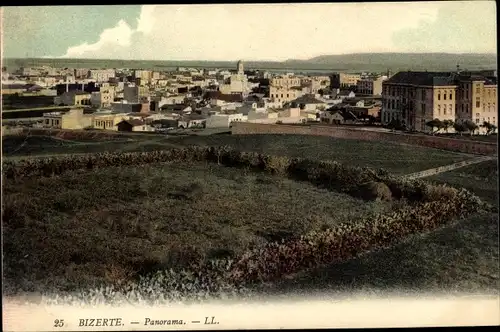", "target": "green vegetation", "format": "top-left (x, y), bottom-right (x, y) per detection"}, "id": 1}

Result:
top-left (427, 160), bottom-right (498, 206)
top-left (2, 147), bottom-right (490, 304)
top-left (266, 160), bottom-right (499, 296)
top-left (2, 133), bottom-right (473, 175)
top-left (2, 161), bottom-right (394, 296)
